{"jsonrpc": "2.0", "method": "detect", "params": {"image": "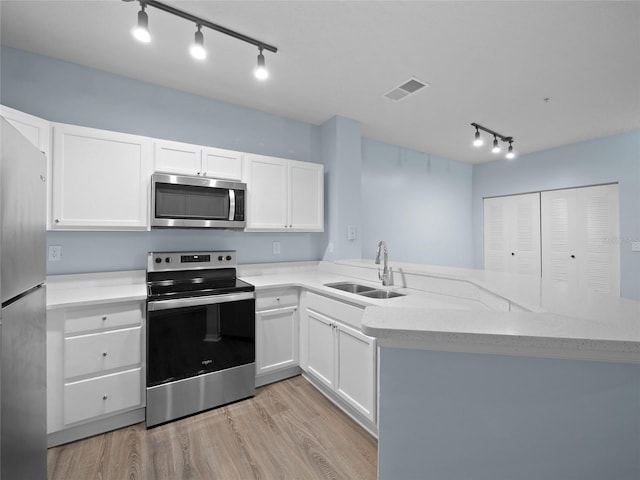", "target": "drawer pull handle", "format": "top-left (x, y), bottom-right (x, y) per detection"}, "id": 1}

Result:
top-left (102, 352), bottom-right (108, 357)
top-left (103, 394), bottom-right (108, 400)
